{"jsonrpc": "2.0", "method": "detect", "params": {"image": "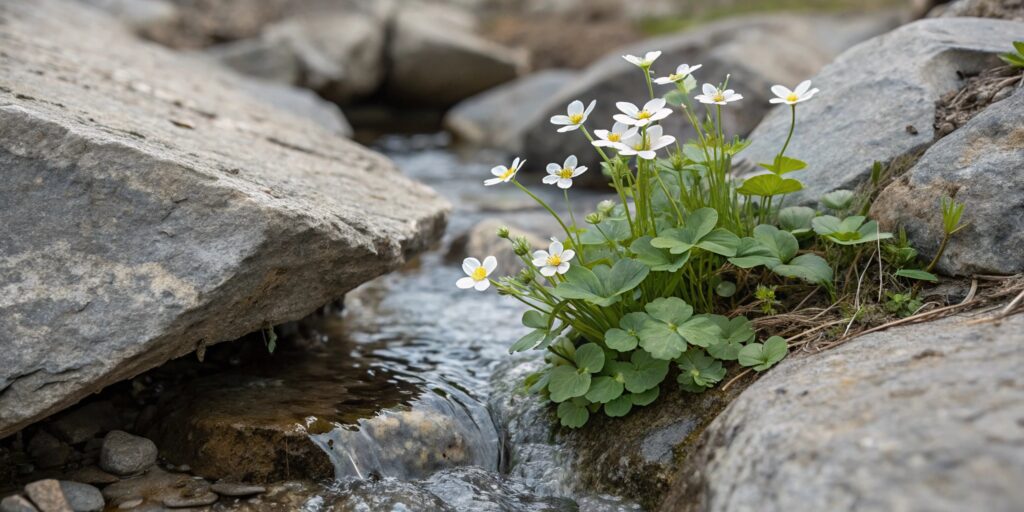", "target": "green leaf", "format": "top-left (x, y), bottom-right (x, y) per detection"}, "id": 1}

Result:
top-left (676, 348), bottom-right (726, 392)
top-left (509, 329), bottom-right (545, 353)
top-left (552, 260), bottom-right (649, 306)
top-left (682, 143), bottom-right (706, 163)
top-left (813, 215), bottom-right (892, 245)
top-left (685, 208), bottom-right (719, 241)
top-left (597, 259), bottom-right (651, 298)
top-left (609, 350), bottom-right (670, 393)
top-left (715, 281), bottom-right (736, 298)
top-left (728, 237), bottom-right (778, 269)
top-left (630, 387), bottom-right (660, 406)
top-left (663, 89), bottom-right (687, 107)
top-left (557, 399), bottom-right (590, 428)
top-left (630, 236), bottom-right (690, 272)
top-left (644, 297), bottom-right (693, 324)
top-left (604, 312), bottom-right (646, 351)
top-left (522, 310), bottom-right (548, 330)
top-left (604, 395), bottom-right (633, 417)
top-left (772, 253), bottom-right (833, 285)
top-left (778, 206), bottom-right (816, 235)
top-left (549, 365), bottom-right (592, 402)
top-left (585, 376), bottom-right (624, 403)
top-left (579, 217), bottom-right (631, 245)
top-left (737, 173), bottom-right (803, 197)
top-left (574, 343), bottom-right (605, 373)
top-left (895, 269), bottom-right (938, 282)
top-left (757, 156), bottom-right (806, 175)
top-left (738, 336), bottom-right (788, 371)
top-left (677, 315), bottom-right (721, 348)
top-left (753, 224), bottom-right (798, 263)
top-left (552, 265), bottom-right (607, 304)
top-left (708, 315), bottom-right (755, 344)
top-left (696, 228), bottom-right (740, 257)
top-left (706, 339), bottom-right (743, 361)
top-left (821, 189), bottom-right (856, 211)
top-left (638, 321), bottom-right (687, 360)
